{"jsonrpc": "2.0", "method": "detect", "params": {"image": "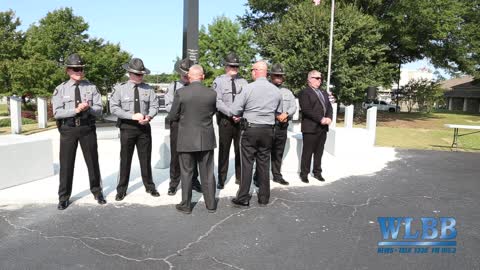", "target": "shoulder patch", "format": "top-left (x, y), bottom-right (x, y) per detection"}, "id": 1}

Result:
top-left (212, 82), bottom-right (217, 89)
